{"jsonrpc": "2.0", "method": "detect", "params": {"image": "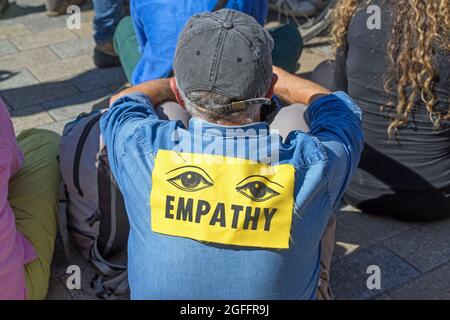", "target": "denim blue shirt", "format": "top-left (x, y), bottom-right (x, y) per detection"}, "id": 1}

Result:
top-left (130, 0), bottom-right (268, 85)
top-left (100, 92), bottom-right (363, 299)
